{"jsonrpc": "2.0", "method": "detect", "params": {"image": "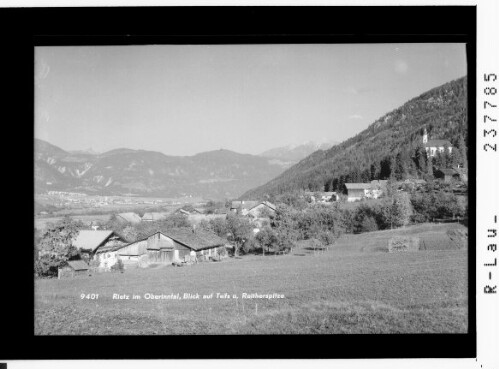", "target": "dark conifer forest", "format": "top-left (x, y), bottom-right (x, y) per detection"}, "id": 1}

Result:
top-left (241, 76), bottom-right (468, 199)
